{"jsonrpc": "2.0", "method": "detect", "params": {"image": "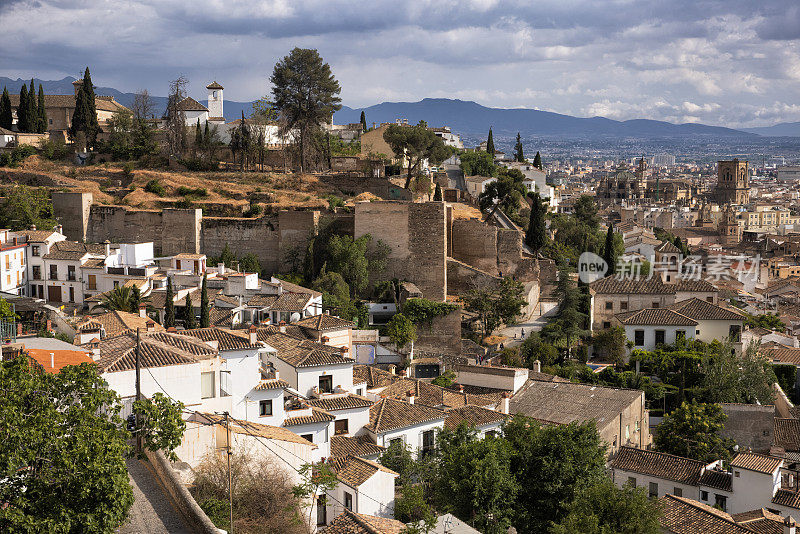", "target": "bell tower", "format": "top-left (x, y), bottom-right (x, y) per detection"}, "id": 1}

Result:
top-left (719, 205), bottom-right (741, 245)
top-left (206, 81), bottom-right (224, 119)
top-left (716, 159), bottom-right (749, 205)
